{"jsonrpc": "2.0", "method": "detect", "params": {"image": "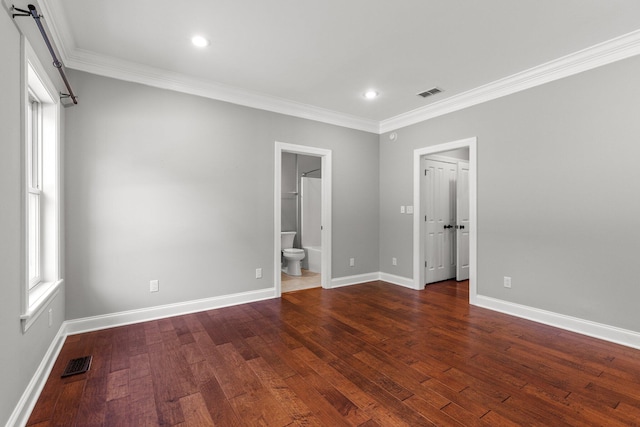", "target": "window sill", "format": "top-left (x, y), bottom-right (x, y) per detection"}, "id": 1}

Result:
top-left (20, 279), bottom-right (62, 333)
